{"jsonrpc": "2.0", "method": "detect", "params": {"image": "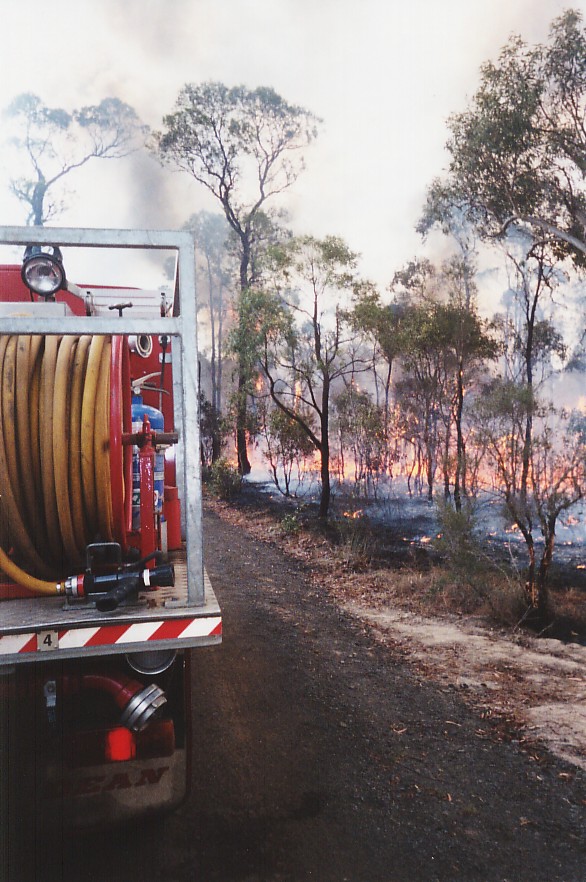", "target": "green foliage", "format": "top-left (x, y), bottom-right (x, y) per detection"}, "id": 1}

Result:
top-left (428, 9), bottom-right (586, 266)
top-left (280, 512), bottom-right (302, 535)
top-left (387, 260), bottom-right (498, 501)
top-left (206, 457), bottom-right (242, 500)
top-left (266, 407), bottom-right (316, 458)
top-left (257, 233), bottom-right (367, 516)
top-left (350, 285), bottom-right (406, 366)
top-left (228, 286), bottom-right (295, 385)
top-left (476, 377), bottom-right (536, 421)
top-left (333, 513), bottom-right (373, 572)
top-left (335, 385), bottom-right (388, 485)
top-left (434, 499), bottom-right (480, 573)
top-left (154, 82), bottom-right (319, 254)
